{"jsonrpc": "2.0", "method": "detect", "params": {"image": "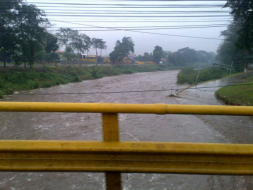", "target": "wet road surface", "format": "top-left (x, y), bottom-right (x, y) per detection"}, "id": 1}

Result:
top-left (0, 70), bottom-right (252, 189)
